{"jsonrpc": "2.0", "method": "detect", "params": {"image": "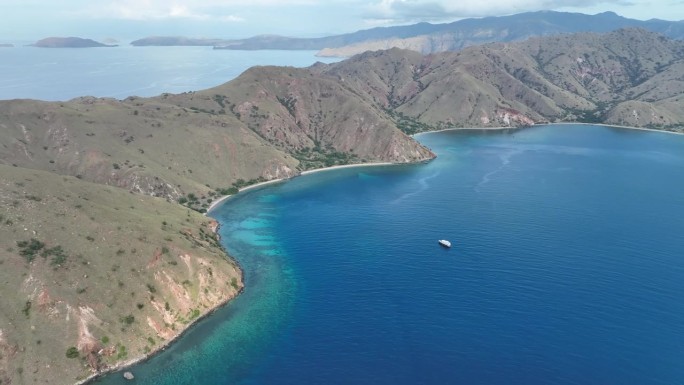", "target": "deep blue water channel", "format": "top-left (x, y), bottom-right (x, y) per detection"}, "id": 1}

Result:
top-left (96, 124), bottom-right (684, 385)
